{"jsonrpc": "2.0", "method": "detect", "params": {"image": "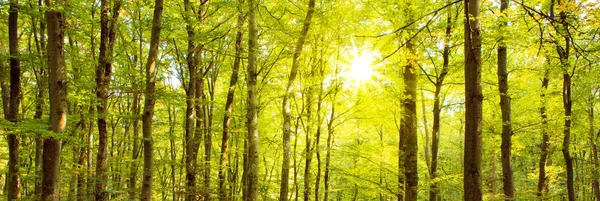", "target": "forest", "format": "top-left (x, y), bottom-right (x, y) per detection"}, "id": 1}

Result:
top-left (0, 0), bottom-right (599, 200)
